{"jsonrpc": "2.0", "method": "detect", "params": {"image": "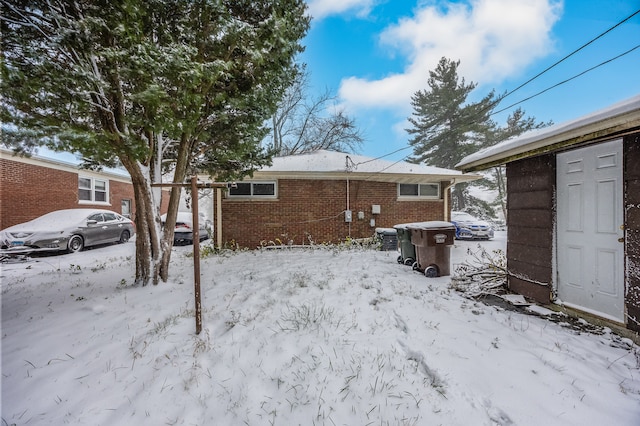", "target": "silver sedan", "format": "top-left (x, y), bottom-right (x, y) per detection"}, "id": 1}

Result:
top-left (0, 209), bottom-right (135, 254)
